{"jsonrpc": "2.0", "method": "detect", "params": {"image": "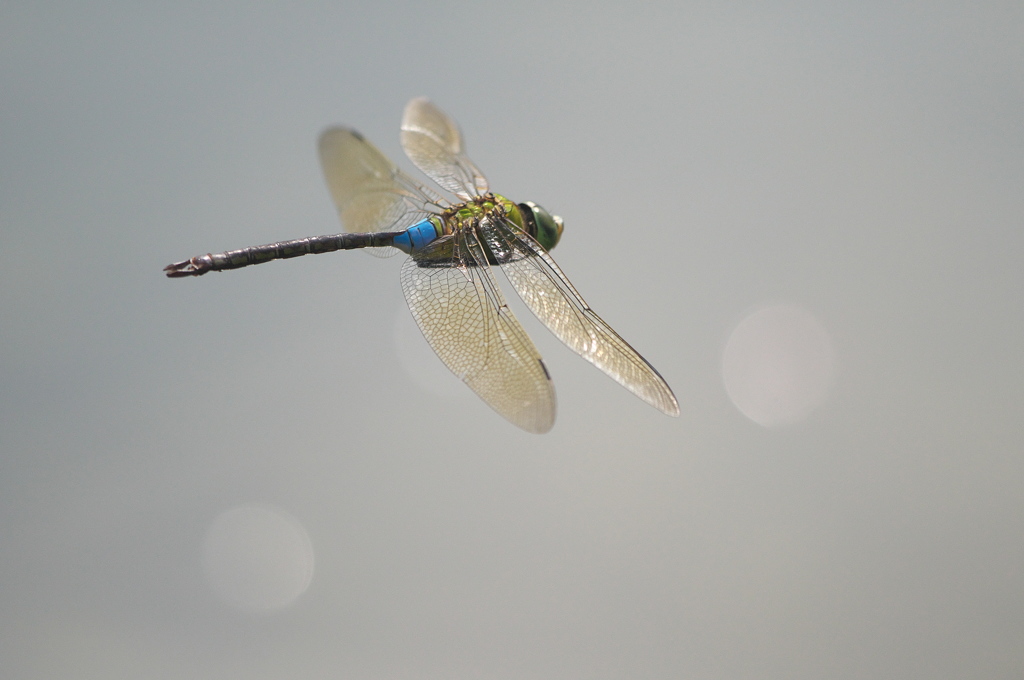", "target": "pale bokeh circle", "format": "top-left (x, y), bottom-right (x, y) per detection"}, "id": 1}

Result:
top-left (722, 303), bottom-right (835, 427)
top-left (202, 504), bottom-right (315, 612)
